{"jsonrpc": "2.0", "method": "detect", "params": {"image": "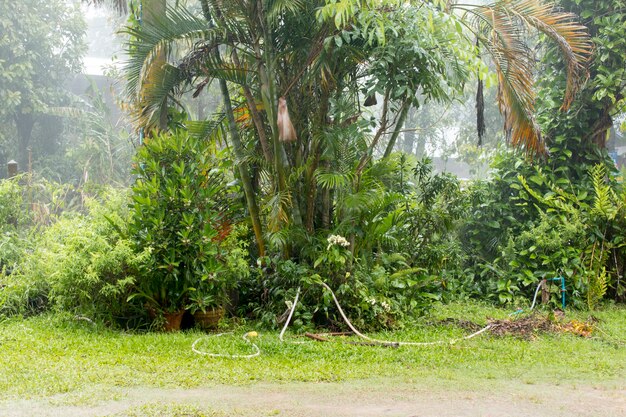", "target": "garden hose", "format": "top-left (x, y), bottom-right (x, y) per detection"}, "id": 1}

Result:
top-left (530, 281), bottom-right (543, 311)
top-left (315, 282), bottom-right (492, 347)
top-left (519, 277), bottom-right (566, 315)
top-left (191, 280), bottom-right (497, 359)
top-left (191, 331), bottom-right (260, 359)
top-left (279, 287), bottom-right (301, 342)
